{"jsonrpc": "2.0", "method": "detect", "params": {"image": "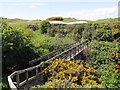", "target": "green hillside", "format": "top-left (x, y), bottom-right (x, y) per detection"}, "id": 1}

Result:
top-left (62, 17), bottom-right (80, 22)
